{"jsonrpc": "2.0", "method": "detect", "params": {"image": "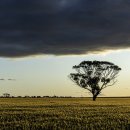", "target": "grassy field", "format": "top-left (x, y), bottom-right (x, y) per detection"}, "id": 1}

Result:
top-left (0, 97), bottom-right (130, 130)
